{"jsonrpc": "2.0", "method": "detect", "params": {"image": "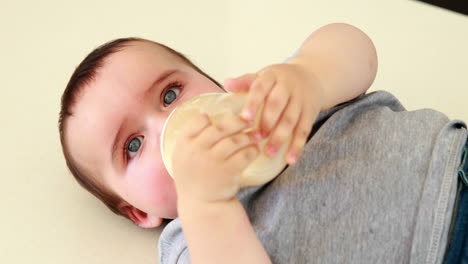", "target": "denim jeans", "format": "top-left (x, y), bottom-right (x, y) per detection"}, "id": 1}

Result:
top-left (444, 140), bottom-right (468, 264)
